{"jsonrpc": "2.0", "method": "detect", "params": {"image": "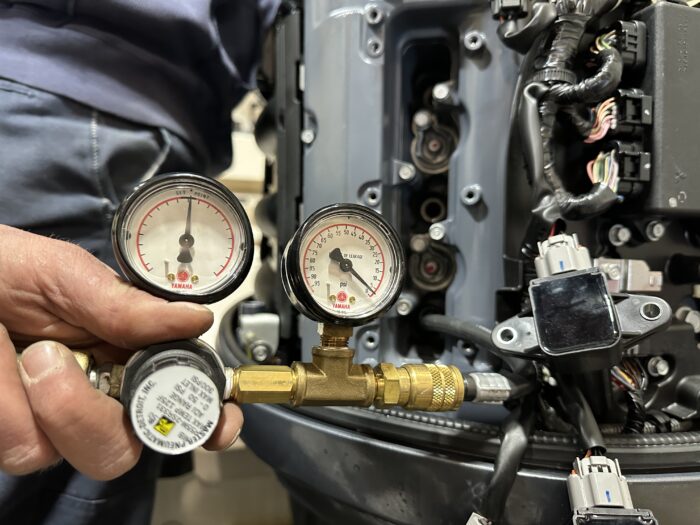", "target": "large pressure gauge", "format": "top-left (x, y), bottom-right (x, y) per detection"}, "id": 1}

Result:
top-left (112, 174), bottom-right (254, 303)
top-left (281, 204), bottom-right (405, 325)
